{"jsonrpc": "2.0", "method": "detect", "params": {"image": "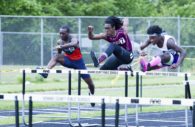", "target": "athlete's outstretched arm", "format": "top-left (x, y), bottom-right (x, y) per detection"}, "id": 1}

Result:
top-left (167, 39), bottom-right (186, 68)
top-left (140, 39), bottom-right (151, 50)
top-left (55, 37), bottom-right (79, 49)
top-left (62, 37), bottom-right (79, 48)
top-left (88, 25), bottom-right (105, 40)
